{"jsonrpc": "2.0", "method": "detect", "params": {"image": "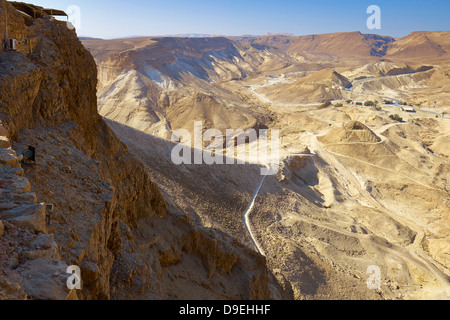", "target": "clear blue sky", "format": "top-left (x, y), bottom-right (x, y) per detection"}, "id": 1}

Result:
top-left (28, 0), bottom-right (450, 39)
